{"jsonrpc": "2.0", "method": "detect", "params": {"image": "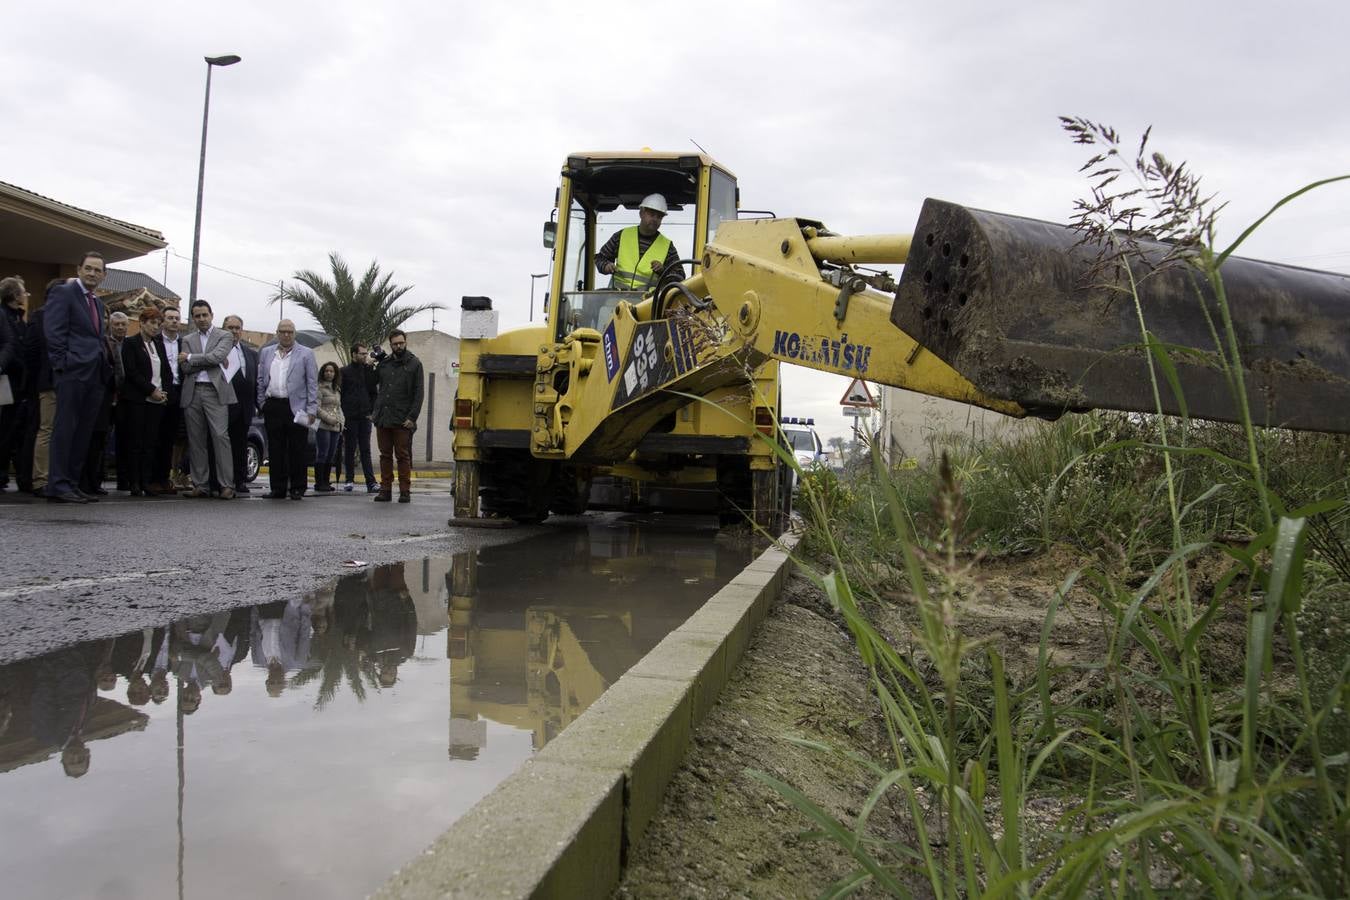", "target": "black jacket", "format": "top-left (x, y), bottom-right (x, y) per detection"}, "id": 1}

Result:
top-left (21, 307), bottom-right (51, 395)
top-left (120, 333), bottom-right (173, 403)
top-left (372, 350), bottom-right (423, 427)
top-left (0, 304), bottom-right (22, 386)
top-left (340, 360), bottom-right (378, 419)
